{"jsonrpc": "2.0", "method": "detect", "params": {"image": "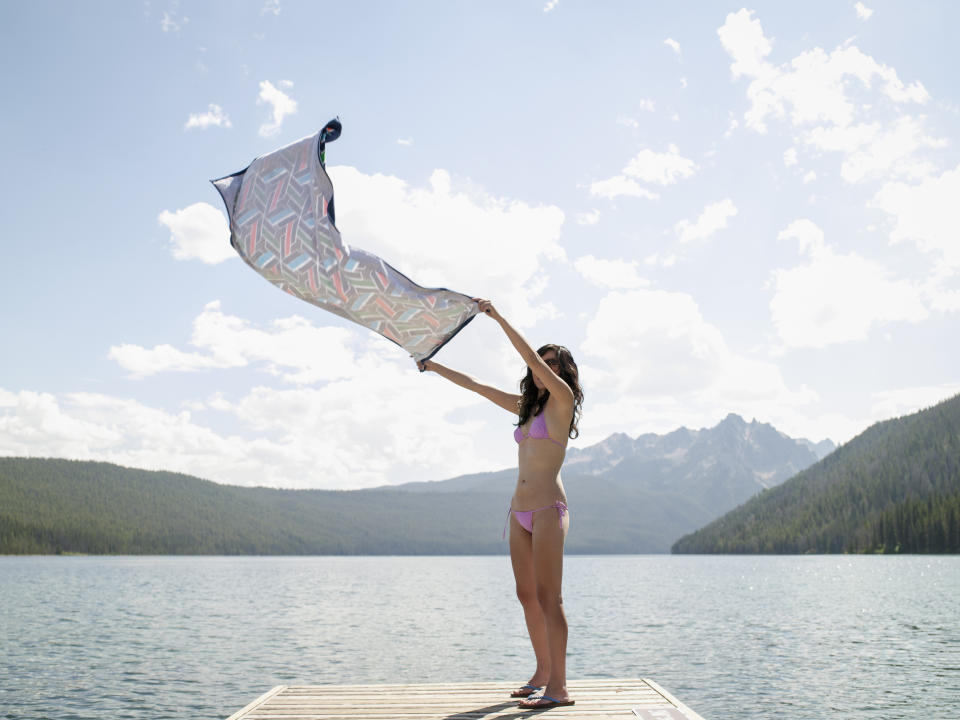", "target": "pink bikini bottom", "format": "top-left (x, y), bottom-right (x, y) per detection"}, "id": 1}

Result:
top-left (503, 502), bottom-right (569, 538)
